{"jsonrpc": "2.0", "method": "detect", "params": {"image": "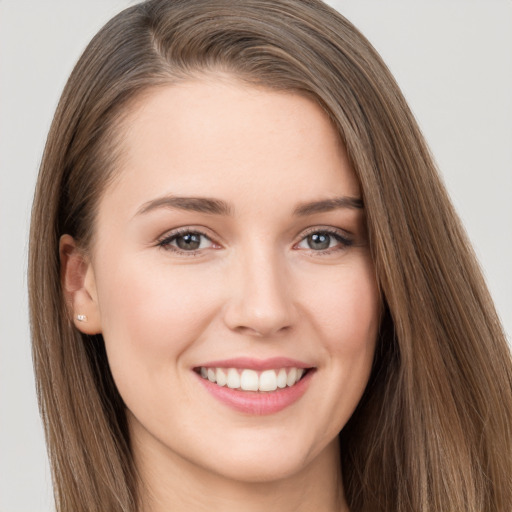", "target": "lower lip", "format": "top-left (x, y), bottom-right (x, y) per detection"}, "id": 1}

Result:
top-left (195, 370), bottom-right (314, 415)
